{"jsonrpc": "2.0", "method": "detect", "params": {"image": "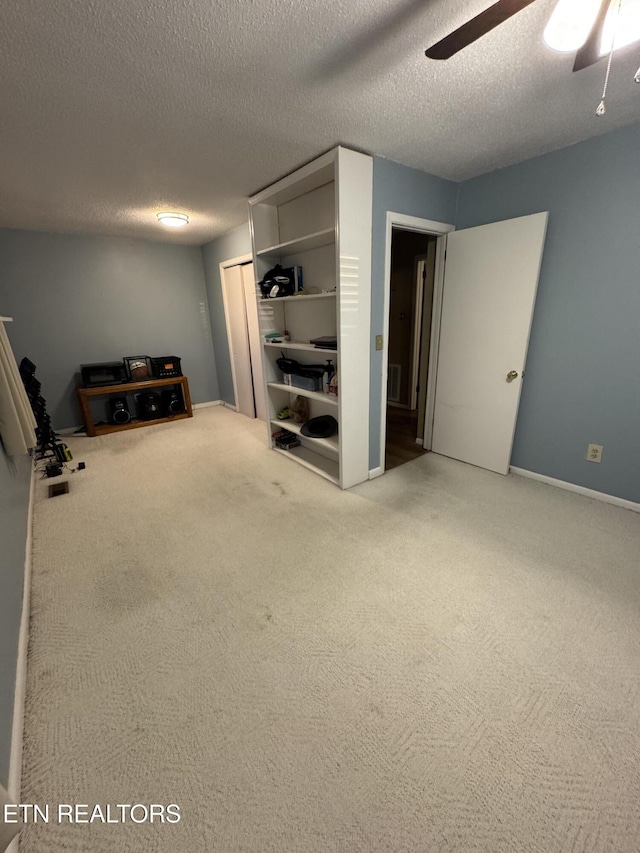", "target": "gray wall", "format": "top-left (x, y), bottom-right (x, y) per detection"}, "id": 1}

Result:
top-left (456, 122), bottom-right (640, 504)
top-left (201, 223), bottom-right (252, 407)
top-left (0, 451), bottom-right (31, 786)
top-left (0, 229), bottom-right (219, 429)
top-left (370, 156), bottom-right (459, 469)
